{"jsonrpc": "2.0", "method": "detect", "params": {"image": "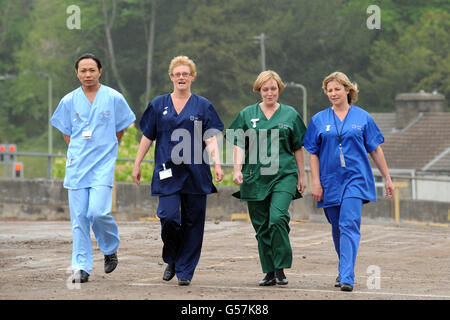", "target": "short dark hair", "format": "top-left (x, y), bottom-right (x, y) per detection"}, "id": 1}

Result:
top-left (75, 53), bottom-right (102, 70)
